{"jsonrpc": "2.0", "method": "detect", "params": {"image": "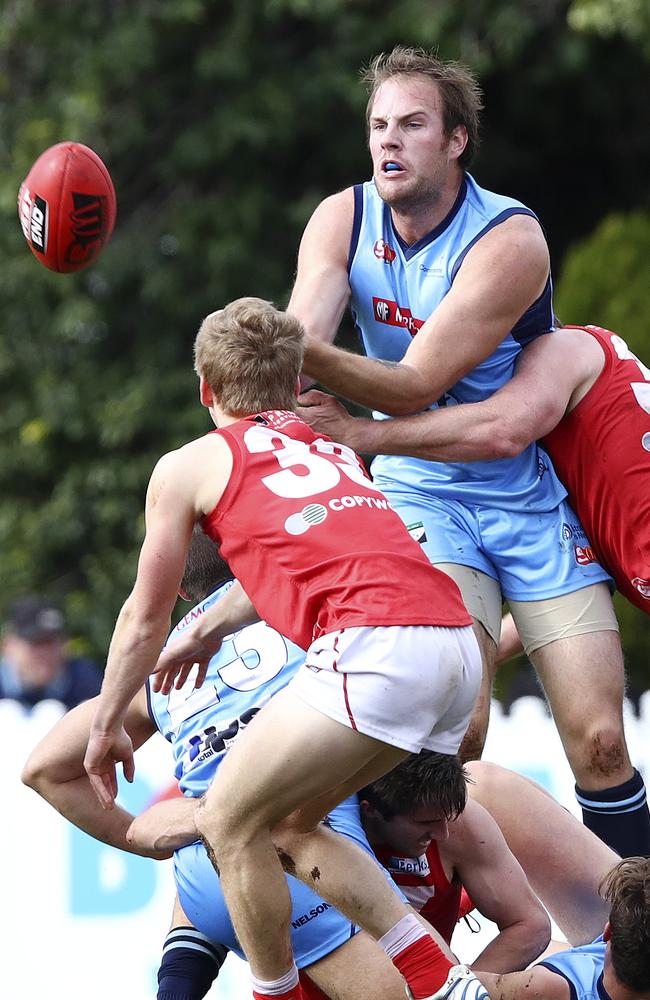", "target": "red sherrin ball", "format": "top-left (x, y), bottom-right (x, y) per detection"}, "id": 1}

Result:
top-left (18, 141), bottom-right (117, 273)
